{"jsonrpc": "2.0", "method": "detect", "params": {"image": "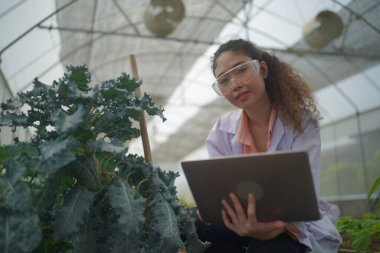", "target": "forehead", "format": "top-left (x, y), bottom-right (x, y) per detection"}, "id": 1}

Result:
top-left (214, 51), bottom-right (252, 77)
